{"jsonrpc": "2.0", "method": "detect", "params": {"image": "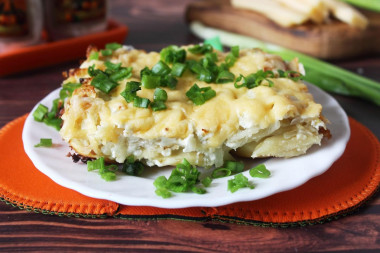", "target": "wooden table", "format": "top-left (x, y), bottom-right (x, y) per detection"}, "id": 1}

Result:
top-left (0, 0), bottom-right (379, 251)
